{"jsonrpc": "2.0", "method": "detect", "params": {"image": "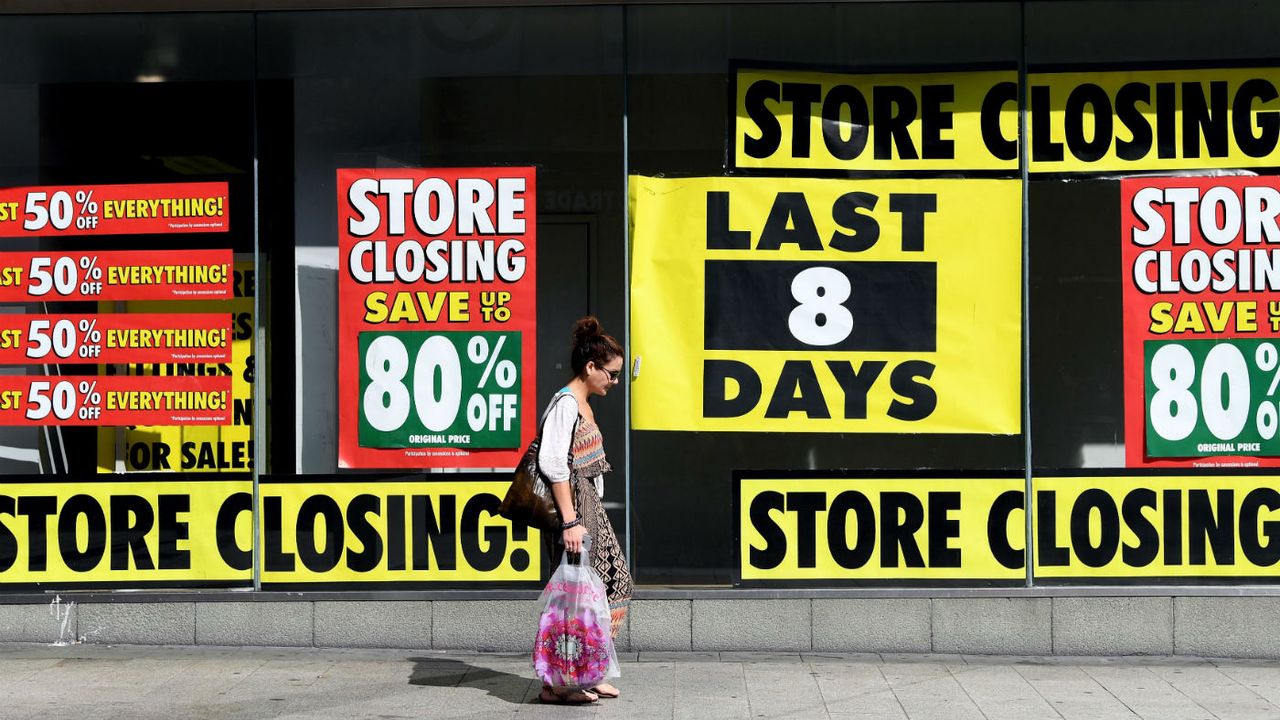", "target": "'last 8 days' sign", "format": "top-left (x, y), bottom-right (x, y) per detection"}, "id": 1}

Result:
top-left (630, 176), bottom-right (1020, 434)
